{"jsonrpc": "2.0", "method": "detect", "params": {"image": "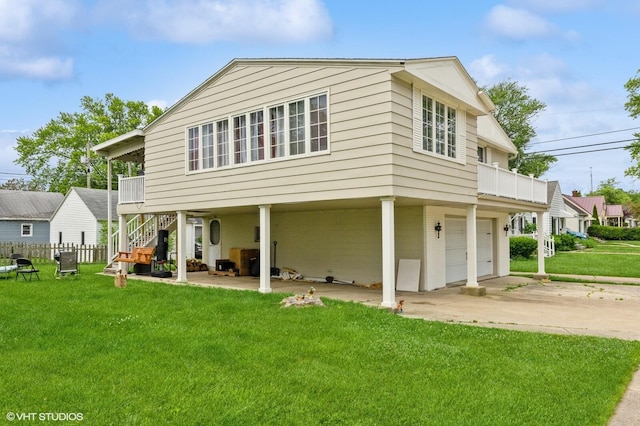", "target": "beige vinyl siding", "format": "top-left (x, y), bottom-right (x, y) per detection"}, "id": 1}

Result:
top-left (390, 78), bottom-right (478, 204)
top-left (218, 207), bottom-right (423, 285)
top-left (143, 64), bottom-right (403, 211)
